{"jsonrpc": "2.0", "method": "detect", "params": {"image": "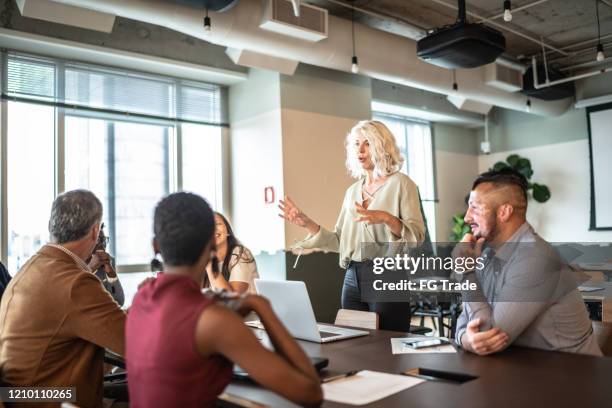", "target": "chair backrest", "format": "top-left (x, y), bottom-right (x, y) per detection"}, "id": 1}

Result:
top-left (335, 309), bottom-right (379, 330)
top-left (584, 271), bottom-right (606, 282)
top-left (592, 321), bottom-right (612, 356)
